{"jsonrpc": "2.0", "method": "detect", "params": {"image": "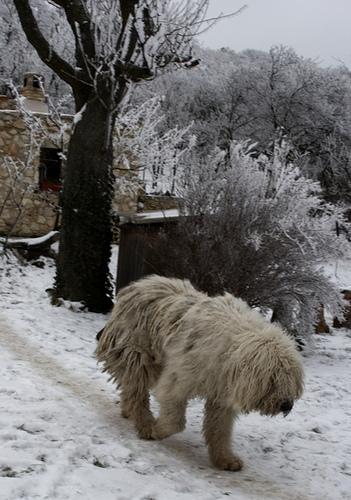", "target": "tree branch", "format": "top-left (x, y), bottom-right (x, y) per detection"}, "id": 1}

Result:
top-left (117, 0), bottom-right (139, 63)
top-left (12, 0), bottom-right (80, 90)
top-left (52, 0), bottom-right (96, 62)
top-left (116, 60), bottom-right (152, 82)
